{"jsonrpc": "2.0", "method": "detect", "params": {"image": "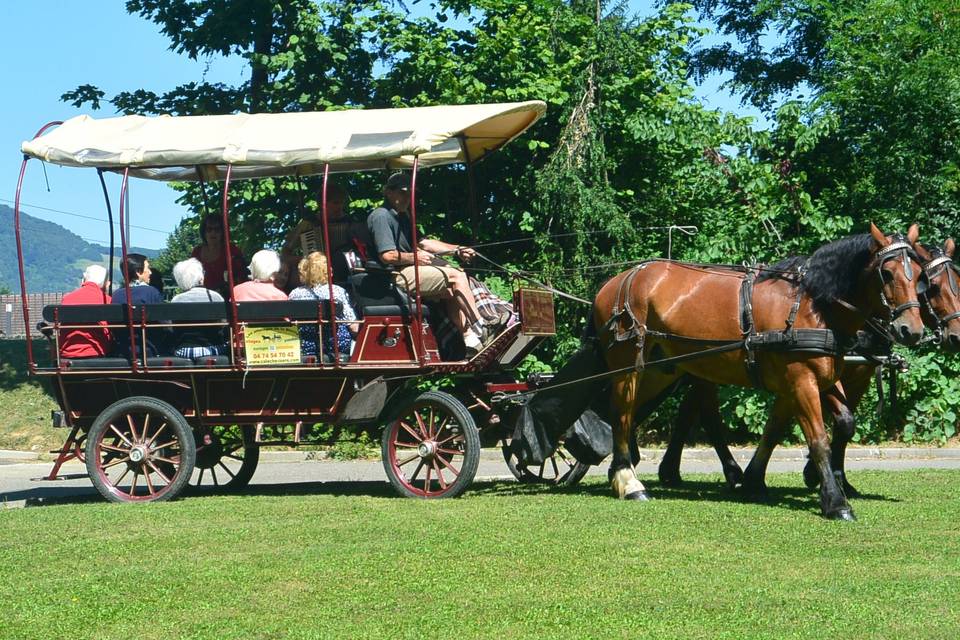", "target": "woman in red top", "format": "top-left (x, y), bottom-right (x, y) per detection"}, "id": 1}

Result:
top-left (190, 214), bottom-right (247, 297)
